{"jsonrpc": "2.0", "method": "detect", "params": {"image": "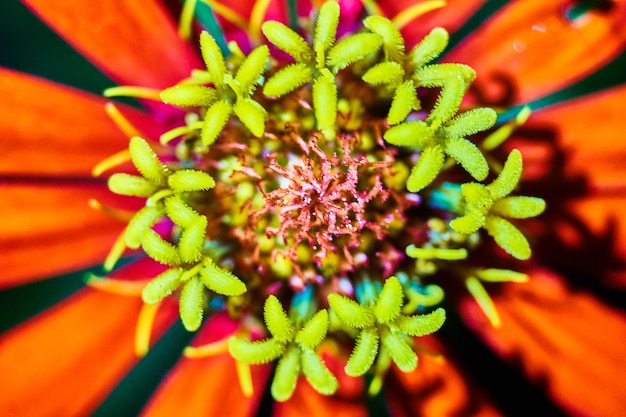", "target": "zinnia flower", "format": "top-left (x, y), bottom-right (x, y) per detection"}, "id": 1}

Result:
top-left (1, 0), bottom-right (625, 416)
